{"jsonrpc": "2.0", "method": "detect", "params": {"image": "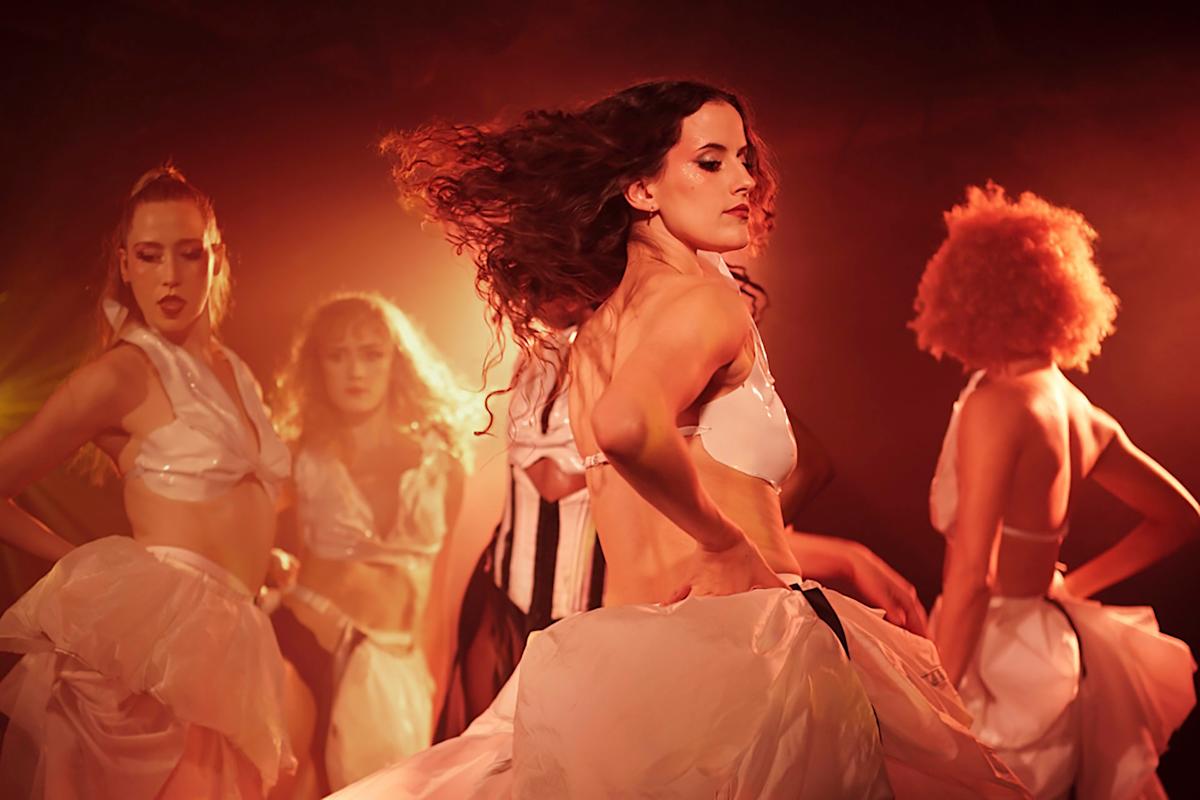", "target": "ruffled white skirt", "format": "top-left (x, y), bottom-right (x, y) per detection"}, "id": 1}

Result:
top-left (932, 590), bottom-right (1195, 799)
top-left (0, 536), bottom-right (293, 799)
top-left (330, 580), bottom-right (1025, 799)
